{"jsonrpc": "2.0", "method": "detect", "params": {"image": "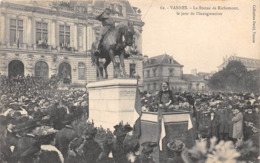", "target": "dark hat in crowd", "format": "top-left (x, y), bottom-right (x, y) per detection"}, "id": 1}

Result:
top-left (113, 123), bottom-right (133, 137)
top-left (167, 139), bottom-right (186, 152)
top-left (70, 137), bottom-right (84, 150)
top-left (197, 125), bottom-right (209, 138)
top-left (61, 115), bottom-right (77, 125)
top-left (0, 115), bottom-right (10, 125)
top-left (186, 95), bottom-right (195, 106)
top-left (124, 135), bottom-right (140, 152)
top-left (85, 122), bottom-right (97, 136)
top-left (218, 101), bottom-right (229, 109)
top-left (232, 104), bottom-right (240, 110)
top-left (141, 141), bottom-right (157, 153)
